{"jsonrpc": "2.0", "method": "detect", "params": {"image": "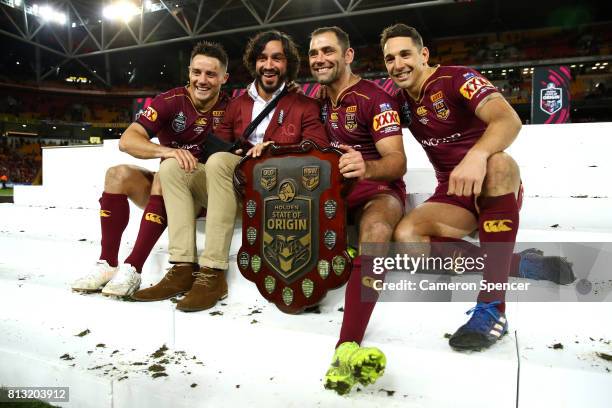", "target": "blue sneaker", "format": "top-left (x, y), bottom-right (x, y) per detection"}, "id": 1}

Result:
top-left (449, 301), bottom-right (508, 351)
top-left (519, 249), bottom-right (575, 285)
